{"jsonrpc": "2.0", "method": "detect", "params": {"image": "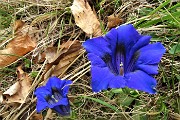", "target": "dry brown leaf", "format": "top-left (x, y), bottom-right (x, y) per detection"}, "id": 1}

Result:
top-left (45, 40), bottom-right (81, 65)
top-left (14, 20), bottom-right (25, 32)
top-left (107, 14), bottom-right (123, 29)
top-left (3, 82), bottom-right (20, 96)
top-left (43, 40), bottom-right (82, 79)
top-left (30, 113), bottom-right (43, 120)
top-left (0, 91), bottom-right (3, 103)
top-left (45, 47), bottom-right (58, 63)
top-left (0, 34), bottom-right (36, 68)
top-left (14, 20), bottom-right (37, 38)
top-left (3, 66), bottom-right (32, 103)
top-left (71, 0), bottom-right (102, 37)
top-left (52, 50), bottom-right (82, 76)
